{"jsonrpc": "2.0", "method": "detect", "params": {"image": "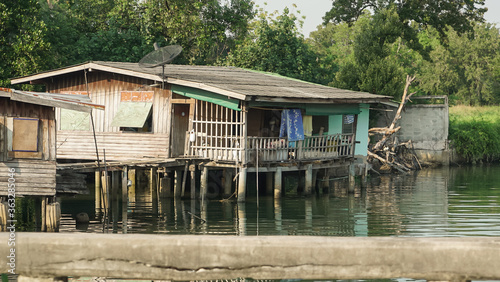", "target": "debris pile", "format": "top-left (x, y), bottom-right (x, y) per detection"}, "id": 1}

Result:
top-left (368, 75), bottom-right (421, 174)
